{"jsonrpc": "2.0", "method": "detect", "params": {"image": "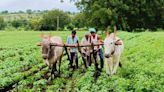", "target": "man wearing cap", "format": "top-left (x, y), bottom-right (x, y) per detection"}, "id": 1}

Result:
top-left (89, 28), bottom-right (104, 70)
top-left (95, 28), bottom-right (104, 70)
top-left (81, 33), bottom-right (90, 68)
top-left (66, 30), bottom-right (79, 69)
